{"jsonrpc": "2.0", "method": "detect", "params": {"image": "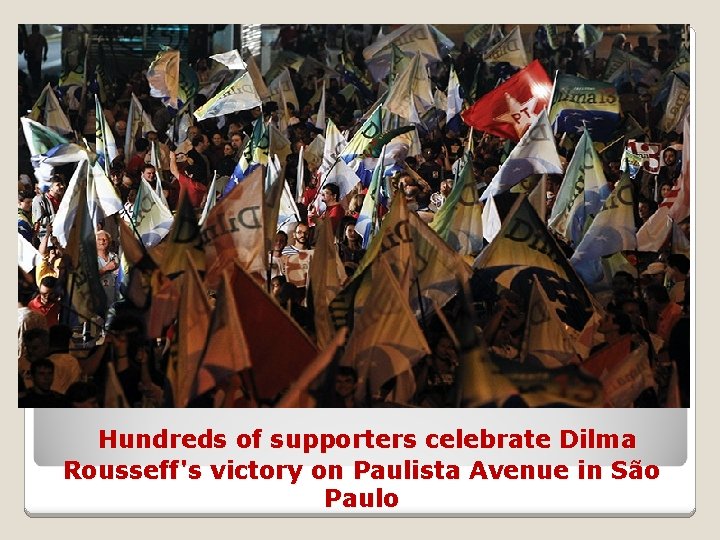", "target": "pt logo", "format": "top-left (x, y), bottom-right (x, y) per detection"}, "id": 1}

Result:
top-left (494, 93), bottom-right (540, 138)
